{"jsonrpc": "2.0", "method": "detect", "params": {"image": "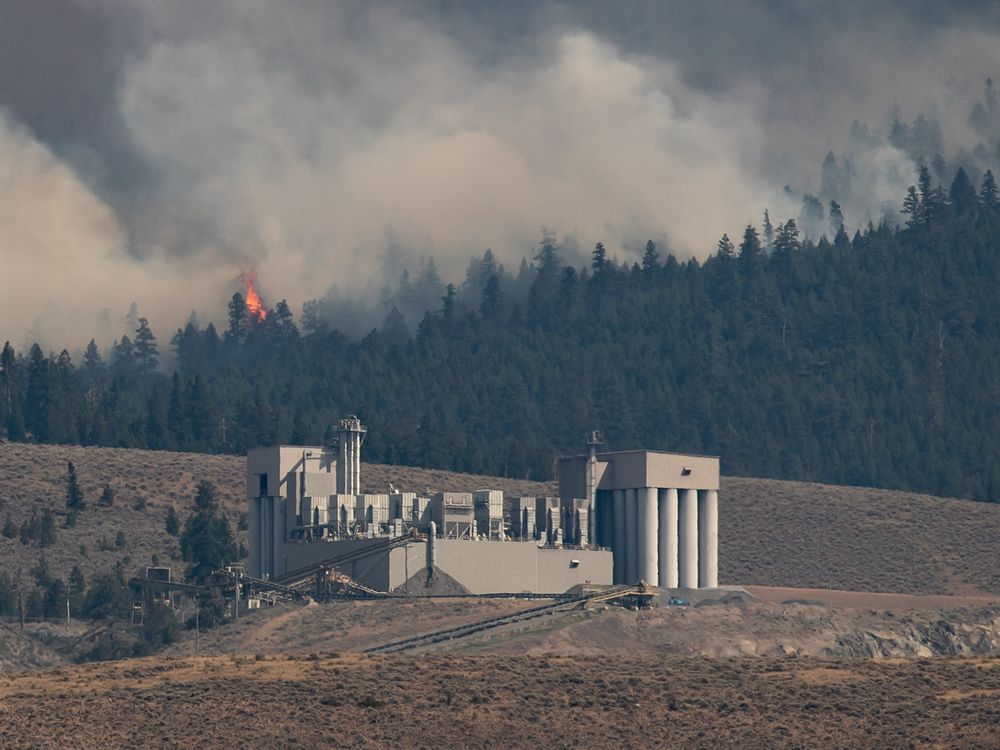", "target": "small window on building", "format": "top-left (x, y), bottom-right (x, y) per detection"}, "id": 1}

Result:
top-left (681, 467), bottom-right (692, 476)
top-left (259, 473), bottom-right (268, 497)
